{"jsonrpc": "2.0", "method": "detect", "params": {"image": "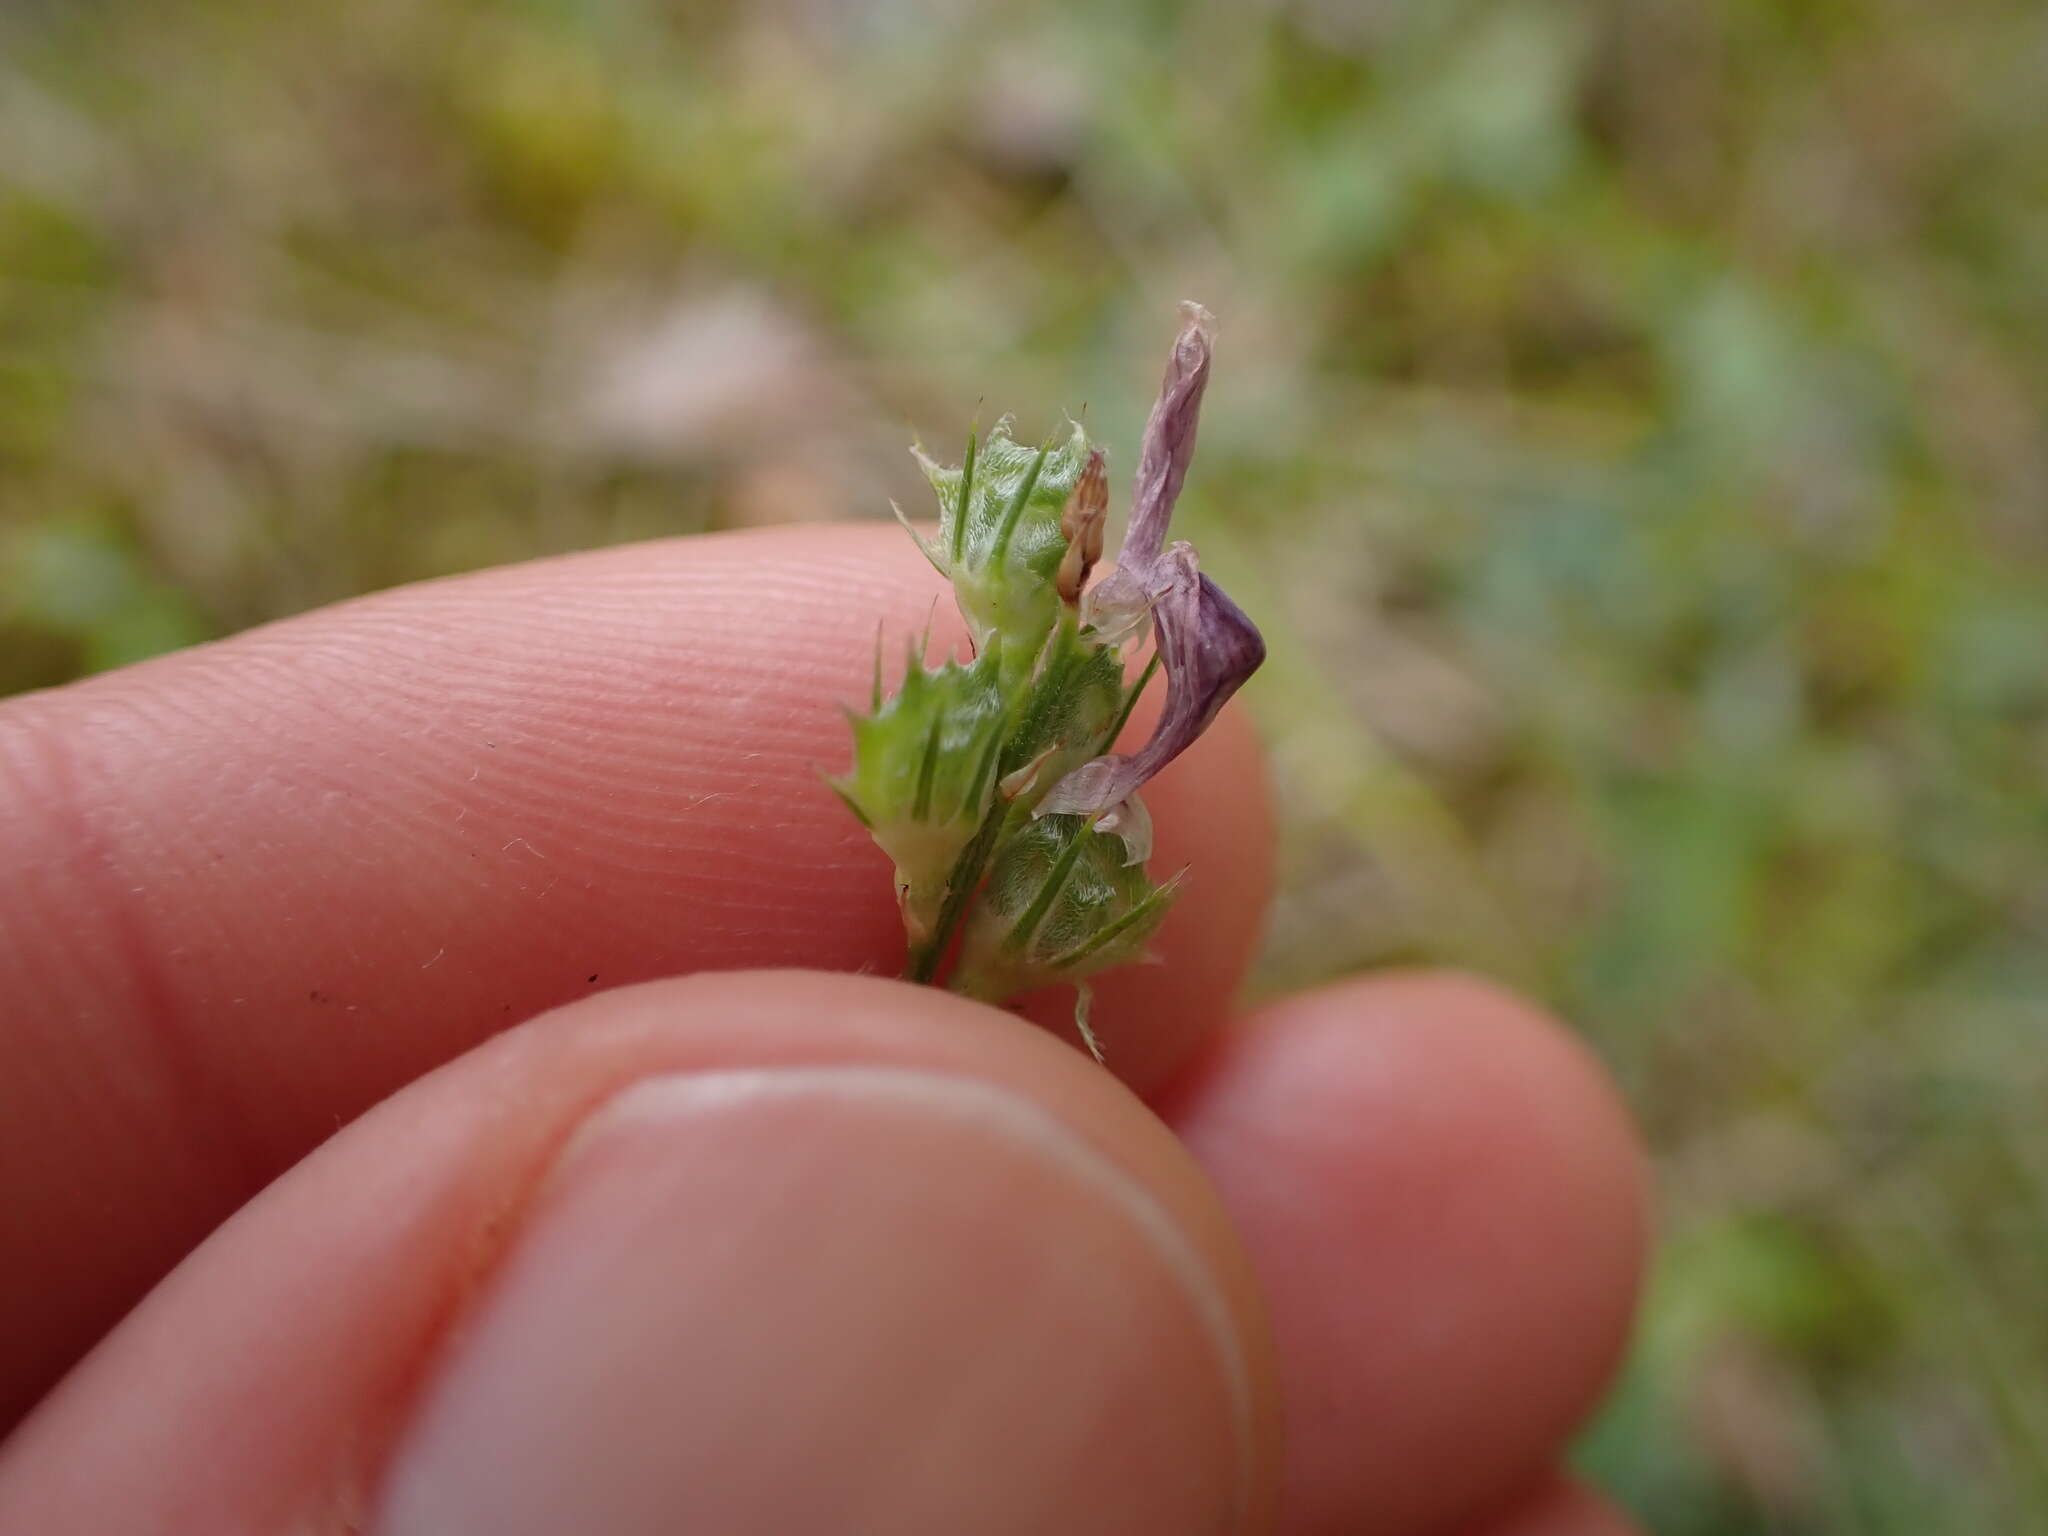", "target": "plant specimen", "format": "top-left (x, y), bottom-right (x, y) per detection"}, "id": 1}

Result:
top-left (832, 304), bottom-right (1263, 1058)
